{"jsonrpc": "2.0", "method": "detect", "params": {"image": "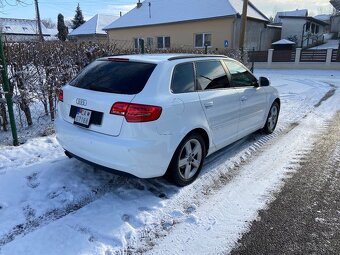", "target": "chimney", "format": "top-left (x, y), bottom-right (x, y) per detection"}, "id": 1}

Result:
top-left (137, 0), bottom-right (142, 8)
top-left (120, 11), bottom-right (122, 17)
